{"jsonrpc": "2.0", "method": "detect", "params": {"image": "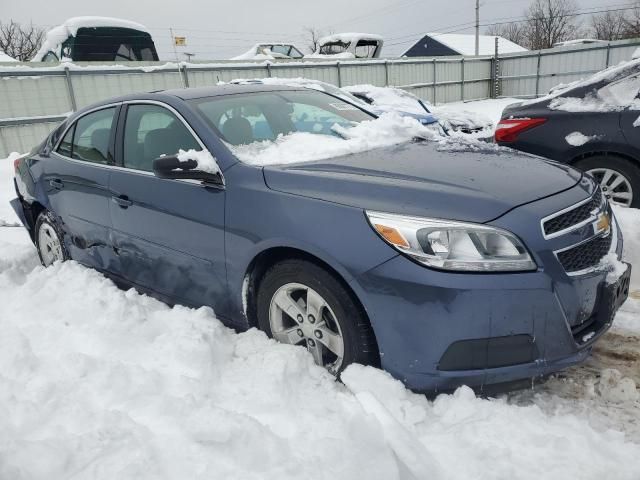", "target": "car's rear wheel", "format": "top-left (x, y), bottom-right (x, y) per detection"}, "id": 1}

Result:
top-left (35, 211), bottom-right (69, 266)
top-left (573, 156), bottom-right (640, 208)
top-left (256, 259), bottom-right (379, 376)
